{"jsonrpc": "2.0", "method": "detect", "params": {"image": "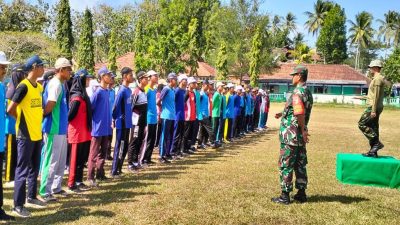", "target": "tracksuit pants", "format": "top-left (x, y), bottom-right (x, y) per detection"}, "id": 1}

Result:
top-left (111, 128), bottom-right (130, 175)
top-left (226, 118), bottom-right (233, 140)
top-left (218, 117), bottom-right (225, 142)
top-left (159, 119), bottom-right (175, 158)
top-left (68, 141), bottom-right (90, 188)
top-left (198, 117), bottom-right (214, 145)
top-left (155, 121), bottom-right (162, 148)
top-left (183, 121), bottom-right (195, 151)
top-left (5, 134), bottom-right (17, 182)
top-left (212, 117), bottom-right (220, 143)
top-left (87, 136), bottom-right (109, 180)
top-left (40, 134), bottom-right (68, 196)
top-left (191, 119), bottom-right (200, 147)
top-left (14, 139), bottom-right (41, 207)
top-left (172, 120), bottom-right (185, 155)
top-left (128, 124), bottom-right (146, 165)
top-left (144, 124), bottom-right (157, 162)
